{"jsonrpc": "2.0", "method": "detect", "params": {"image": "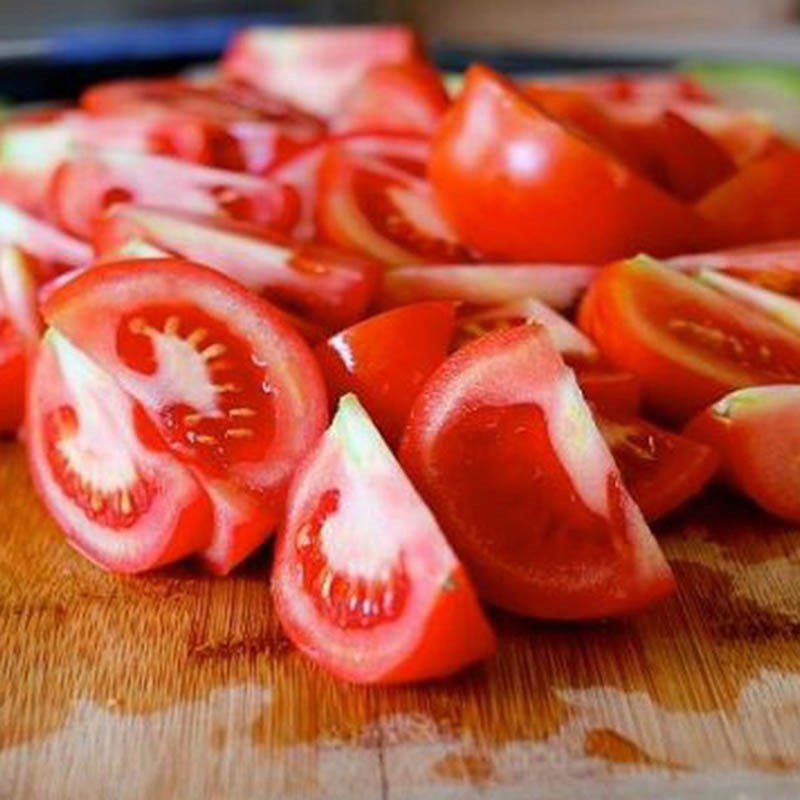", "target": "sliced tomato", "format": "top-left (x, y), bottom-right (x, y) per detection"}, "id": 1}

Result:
top-left (400, 325), bottom-right (675, 619)
top-left (315, 302), bottom-right (455, 446)
top-left (684, 385), bottom-right (800, 521)
top-left (42, 258), bottom-right (328, 570)
top-left (576, 368), bottom-right (642, 418)
top-left (534, 73), bottom-right (713, 105)
top-left (317, 148), bottom-right (470, 266)
top-left (697, 149), bottom-right (800, 248)
top-left (382, 263), bottom-right (597, 311)
top-left (94, 205), bottom-right (380, 330)
top-left (222, 25), bottom-right (423, 117)
top-left (596, 411), bottom-right (717, 520)
top-left (273, 394), bottom-right (495, 683)
top-left (430, 65), bottom-right (707, 263)
top-left (578, 256), bottom-right (800, 421)
top-left (334, 60), bottom-right (449, 135)
top-left (49, 150), bottom-right (299, 240)
top-left (26, 328), bottom-right (213, 571)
